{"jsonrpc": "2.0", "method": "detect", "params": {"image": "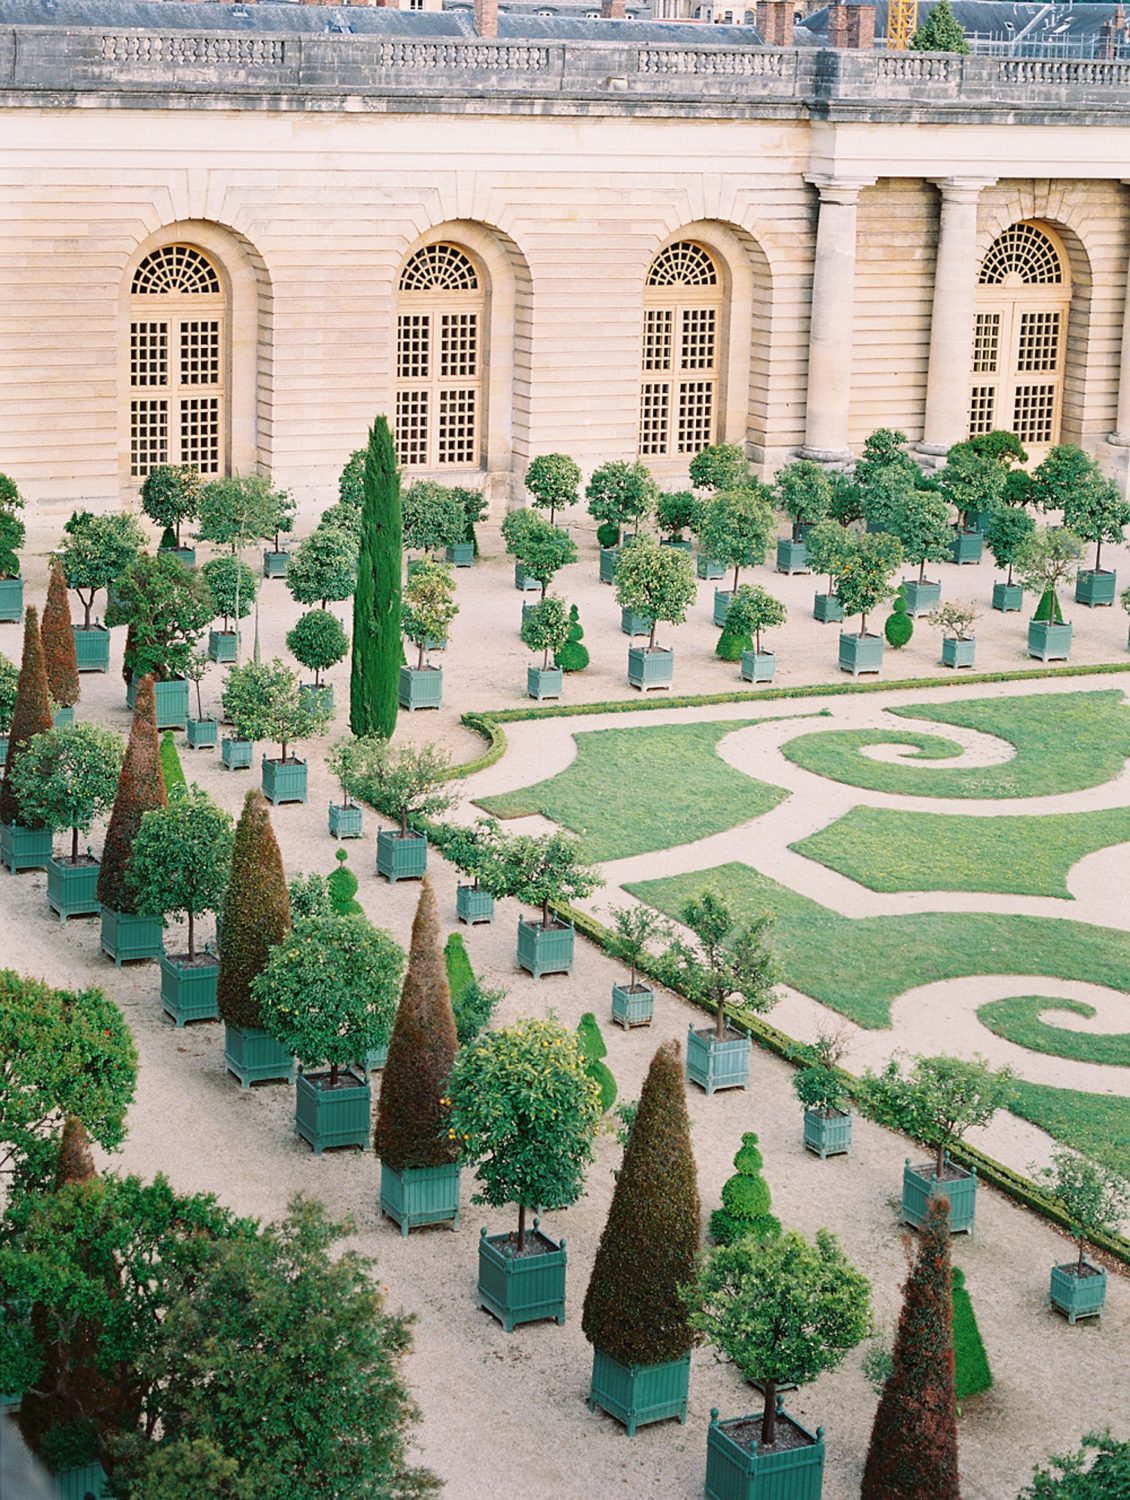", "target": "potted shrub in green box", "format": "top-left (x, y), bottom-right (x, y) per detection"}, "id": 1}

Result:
top-left (40, 561), bottom-right (81, 733)
top-left (0, 607), bottom-right (56, 873)
top-left (325, 736), bottom-right (364, 839)
top-left (729, 585), bottom-right (786, 685)
top-left (615, 535), bottom-right (696, 691)
top-left (690, 441), bottom-right (752, 494)
top-left (128, 785), bottom-right (233, 1027)
top-left (583, 1040), bottom-right (699, 1434)
top-left (1031, 442), bottom-right (1130, 608)
top-left (939, 440), bottom-right (1009, 565)
top-left (223, 657), bottom-right (331, 807)
top-left (656, 489), bottom-right (697, 553)
top-left (688, 1227), bottom-right (871, 1500)
top-left (445, 816), bottom-right (505, 925)
top-left (183, 651), bottom-right (217, 750)
top-left (526, 451), bottom-right (581, 528)
top-left (607, 903), bottom-right (670, 1028)
top-left (448, 1014), bottom-right (602, 1331)
top-left (96, 676), bottom-right (167, 963)
top-left (446, 484), bottom-right (487, 565)
top-left (255, 910), bottom-right (404, 1154)
top-left (288, 607), bottom-right (347, 715)
top-left (262, 489), bottom-right (295, 576)
top-left (696, 485), bottom-right (776, 626)
top-left (806, 519), bottom-right (851, 624)
top-left (520, 594), bottom-right (570, 701)
top-left (492, 827), bottom-right (601, 977)
top-left (201, 555), bottom-right (256, 664)
top-left (109, 552), bottom-right (211, 729)
top-left (376, 880), bottom-right (462, 1234)
top-left (502, 506), bottom-right (577, 599)
top-left (0, 472), bottom-right (26, 622)
top-left (865, 475), bottom-right (952, 617)
top-left (402, 478), bottom-right (468, 565)
top-left (142, 463), bottom-right (201, 567)
top-left (672, 889), bottom-right (778, 1095)
top-left (984, 503), bottom-right (1034, 613)
top-left (928, 599), bottom-right (979, 670)
top-left (835, 528), bottom-right (903, 676)
top-left (1015, 525), bottom-right (1084, 662)
top-left (348, 736), bottom-right (453, 883)
top-left (774, 460), bottom-right (831, 573)
top-left (586, 459), bottom-right (657, 580)
top-left (199, 471), bottom-right (292, 625)
top-left (11, 723), bottom-right (122, 922)
top-left (793, 1030), bottom-right (853, 1160)
top-left (1034, 1148), bottom-right (1129, 1323)
top-left (400, 558), bottom-right (457, 710)
top-left (286, 520), bottom-right (358, 612)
